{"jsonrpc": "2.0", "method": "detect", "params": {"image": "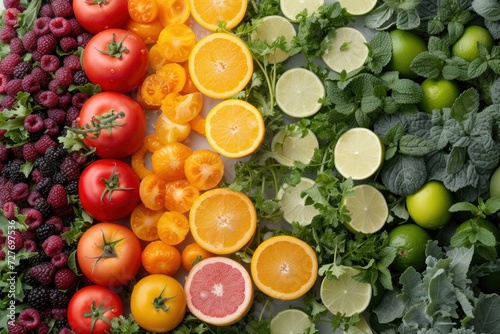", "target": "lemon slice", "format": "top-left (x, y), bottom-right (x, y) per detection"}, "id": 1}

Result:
top-left (275, 68), bottom-right (325, 118)
top-left (270, 309), bottom-right (312, 334)
top-left (343, 184), bottom-right (388, 234)
top-left (251, 15), bottom-right (296, 63)
top-left (334, 127), bottom-right (384, 180)
top-left (322, 27), bottom-right (369, 74)
top-left (271, 126), bottom-right (319, 167)
top-left (277, 177), bottom-right (320, 226)
top-left (320, 267), bottom-right (372, 317)
top-left (338, 0), bottom-right (377, 16)
top-left (280, 0), bottom-right (323, 21)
